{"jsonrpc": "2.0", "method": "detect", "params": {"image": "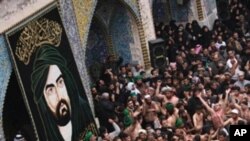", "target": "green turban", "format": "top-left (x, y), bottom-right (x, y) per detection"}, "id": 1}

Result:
top-left (31, 44), bottom-right (67, 103)
top-left (175, 118), bottom-right (184, 128)
top-left (31, 45), bottom-right (97, 140)
top-left (84, 131), bottom-right (93, 141)
top-left (130, 92), bottom-right (137, 97)
top-left (90, 83), bottom-right (96, 89)
top-left (134, 75), bottom-right (143, 81)
top-left (165, 103), bottom-right (174, 111)
top-left (183, 85), bottom-right (191, 91)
